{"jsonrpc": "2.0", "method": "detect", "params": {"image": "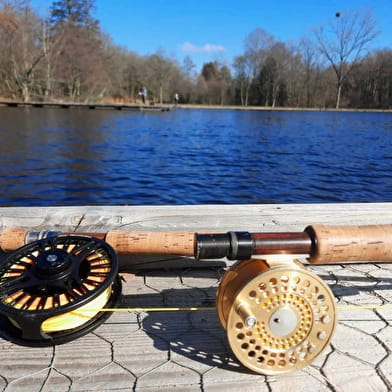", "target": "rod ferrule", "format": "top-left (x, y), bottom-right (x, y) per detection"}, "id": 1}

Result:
top-left (228, 231), bottom-right (254, 260)
top-left (195, 233), bottom-right (231, 260)
top-left (195, 232), bottom-right (254, 260)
